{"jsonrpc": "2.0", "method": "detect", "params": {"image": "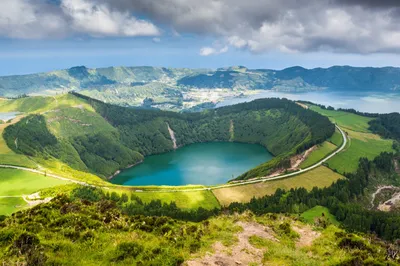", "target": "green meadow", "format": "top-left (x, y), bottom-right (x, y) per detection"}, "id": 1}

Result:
top-left (301, 205), bottom-right (339, 226)
top-left (309, 105), bottom-right (372, 133)
top-left (0, 169), bottom-right (69, 196)
top-left (310, 105), bottom-right (394, 173)
top-left (300, 141), bottom-right (337, 168)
